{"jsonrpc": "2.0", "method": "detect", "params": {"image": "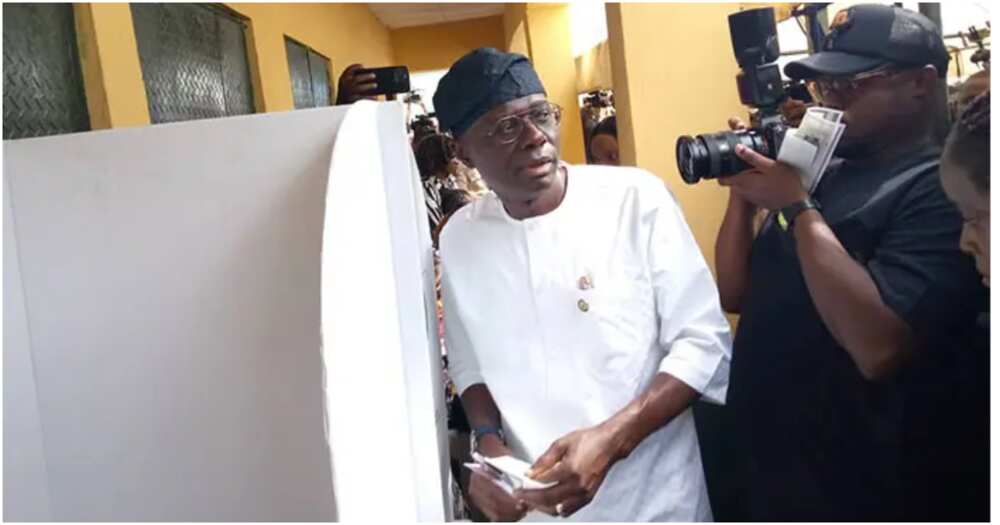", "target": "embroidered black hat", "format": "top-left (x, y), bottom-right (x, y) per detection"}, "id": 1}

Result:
top-left (433, 48), bottom-right (546, 137)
